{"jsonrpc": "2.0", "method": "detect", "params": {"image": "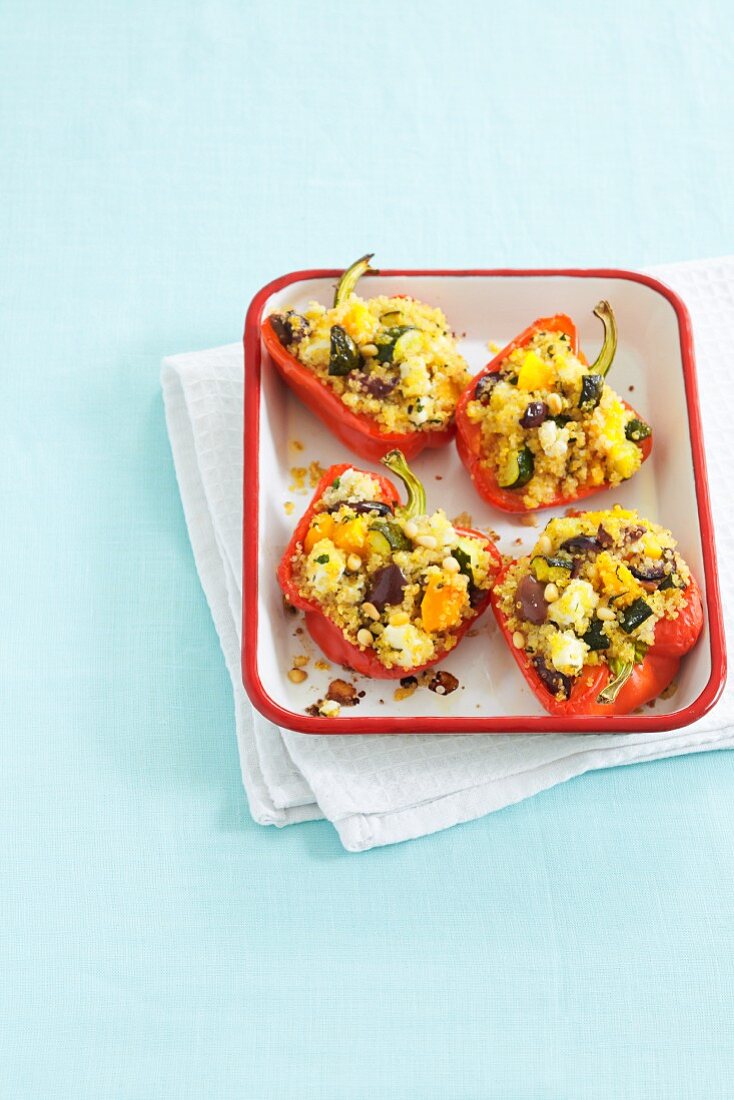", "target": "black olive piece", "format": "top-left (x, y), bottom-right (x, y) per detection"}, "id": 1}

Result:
top-left (519, 401), bottom-right (548, 429)
top-left (366, 564), bottom-right (407, 612)
top-left (326, 500), bottom-right (394, 517)
top-left (363, 374), bottom-right (398, 398)
top-left (559, 536), bottom-right (600, 556)
top-left (532, 656), bottom-right (572, 700)
top-left (270, 314), bottom-right (293, 347)
top-left (474, 372), bottom-right (500, 403)
top-left (468, 584), bottom-right (487, 609)
top-left (270, 312), bottom-right (309, 347)
top-left (516, 573), bottom-right (548, 625)
top-left (628, 563), bottom-right (666, 583)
